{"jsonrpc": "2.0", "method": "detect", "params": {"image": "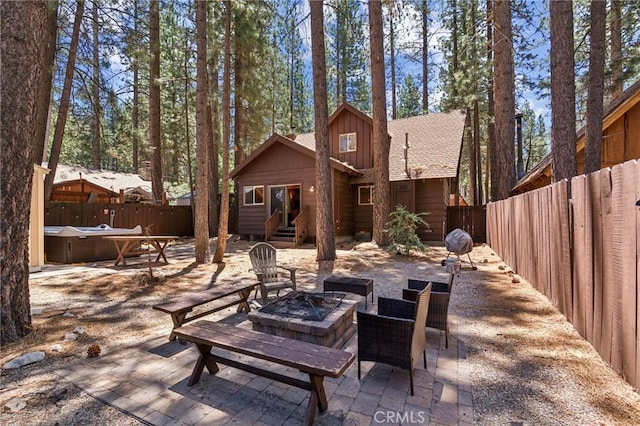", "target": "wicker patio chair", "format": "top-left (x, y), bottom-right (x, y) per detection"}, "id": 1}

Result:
top-left (402, 271), bottom-right (455, 348)
top-left (248, 242), bottom-right (297, 304)
top-left (357, 283), bottom-right (432, 395)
